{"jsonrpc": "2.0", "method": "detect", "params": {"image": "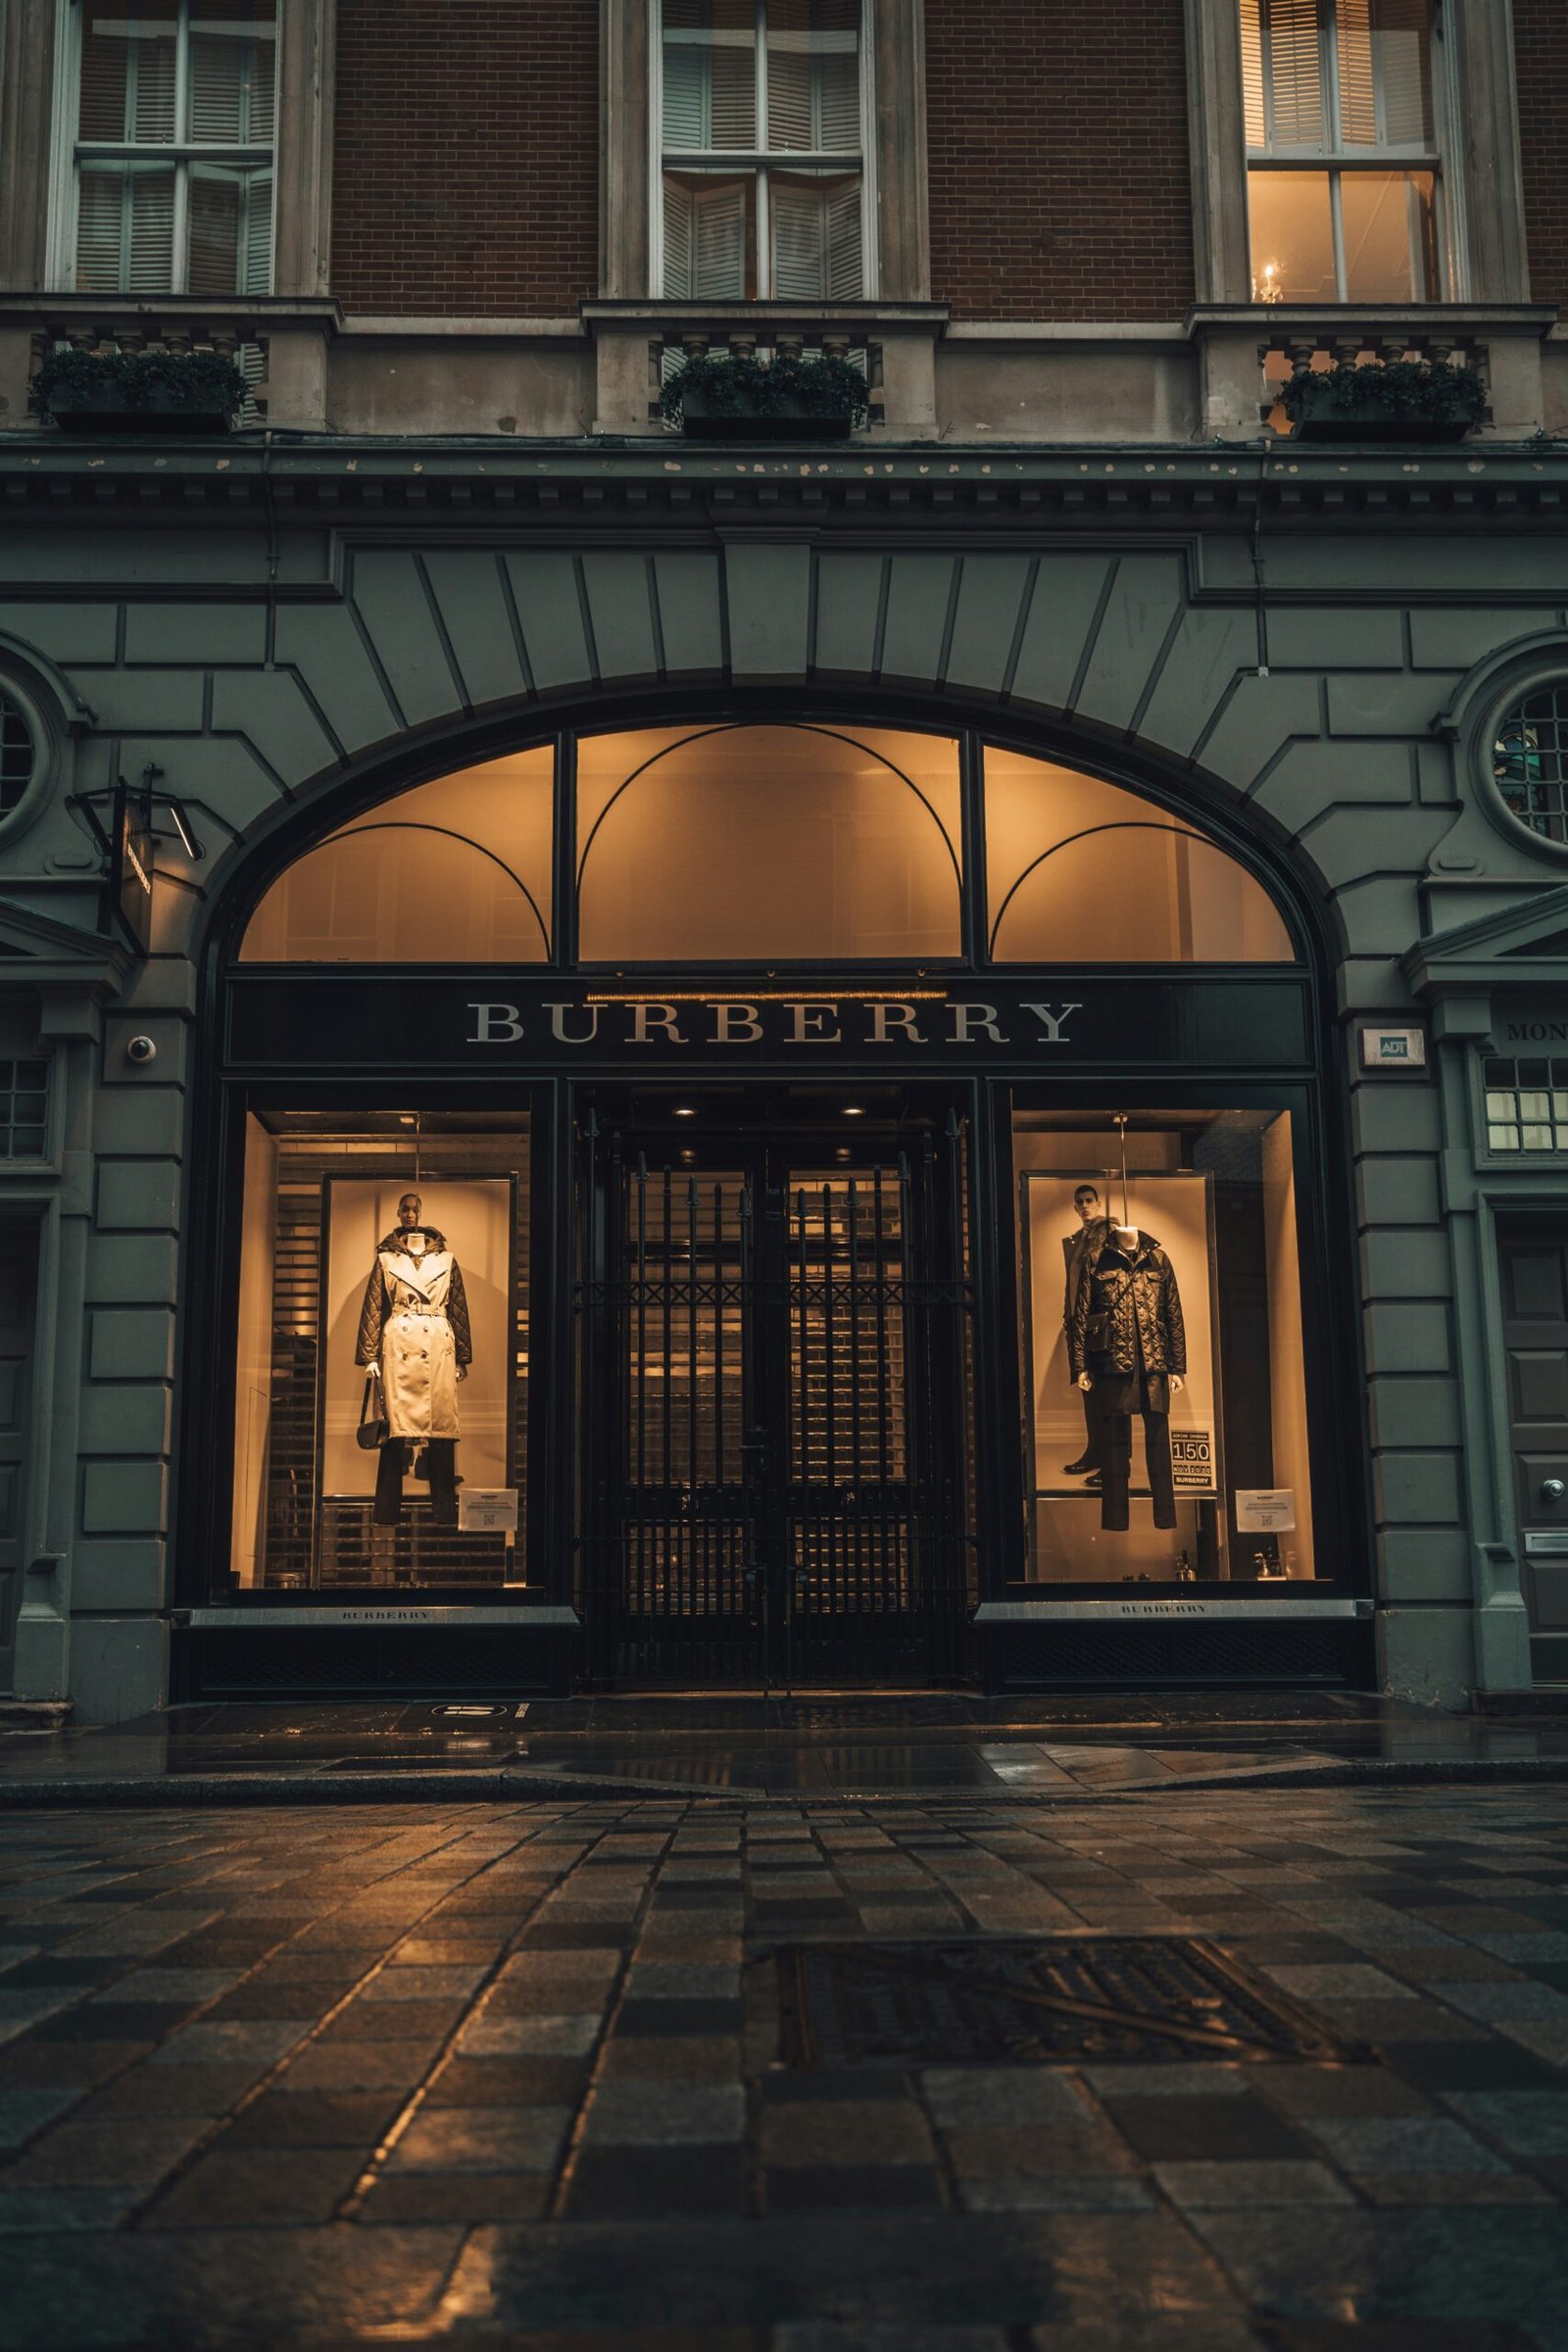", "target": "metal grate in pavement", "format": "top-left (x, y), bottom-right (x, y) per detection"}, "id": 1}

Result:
top-left (776, 1936), bottom-right (1364, 2068)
